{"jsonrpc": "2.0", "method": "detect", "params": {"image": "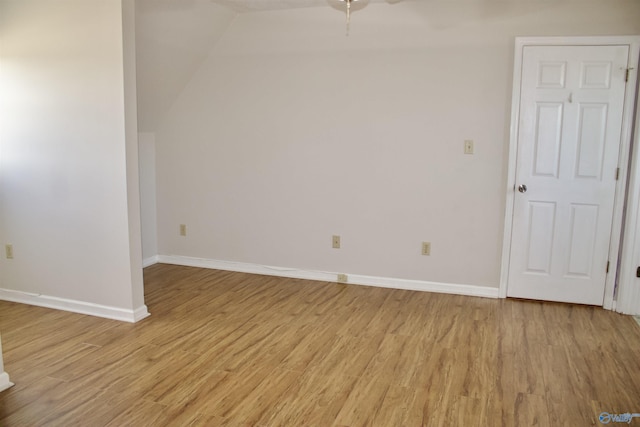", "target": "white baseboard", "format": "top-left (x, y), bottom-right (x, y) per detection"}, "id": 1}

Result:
top-left (132, 305), bottom-right (151, 322)
top-left (0, 372), bottom-right (13, 393)
top-left (157, 255), bottom-right (499, 299)
top-left (345, 273), bottom-right (500, 298)
top-left (0, 288), bottom-right (150, 323)
top-left (143, 255), bottom-right (159, 268)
